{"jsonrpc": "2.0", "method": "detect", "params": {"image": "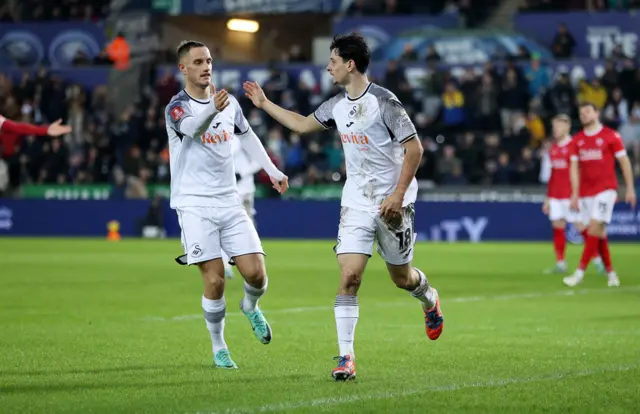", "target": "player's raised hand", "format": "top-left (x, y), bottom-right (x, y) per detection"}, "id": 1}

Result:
top-left (47, 119), bottom-right (72, 136)
top-left (380, 192), bottom-right (403, 219)
top-left (625, 187), bottom-right (637, 209)
top-left (211, 84), bottom-right (229, 112)
top-left (243, 81), bottom-right (267, 108)
top-left (271, 175), bottom-right (289, 195)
